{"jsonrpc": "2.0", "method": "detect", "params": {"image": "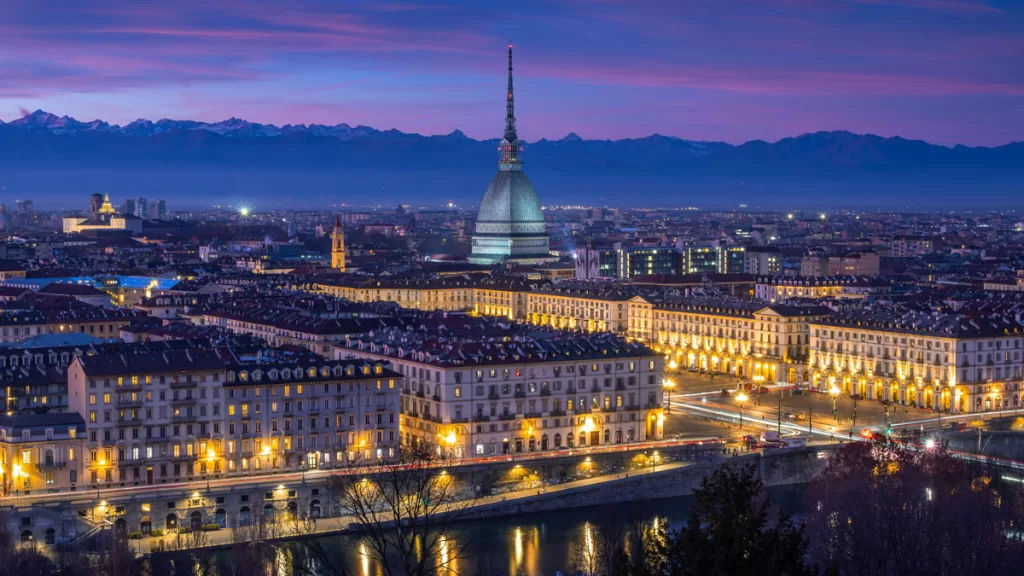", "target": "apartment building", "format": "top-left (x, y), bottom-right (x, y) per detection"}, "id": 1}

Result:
top-left (754, 276), bottom-right (891, 303)
top-left (809, 307), bottom-right (1024, 413)
top-left (890, 235), bottom-right (935, 258)
top-left (631, 297), bottom-right (829, 384)
top-left (471, 276), bottom-right (536, 319)
top-left (1, 338), bottom-right (265, 414)
top-left (335, 317), bottom-right (665, 458)
top-left (0, 308), bottom-right (144, 345)
top-left (201, 305), bottom-right (398, 355)
top-left (315, 275), bottom-right (478, 313)
top-left (67, 349), bottom-right (400, 490)
top-left (525, 285), bottom-right (635, 333)
top-left (744, 247), bottom-right (782, 276)
top-left (0, 413), bottom-right (86, 497)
